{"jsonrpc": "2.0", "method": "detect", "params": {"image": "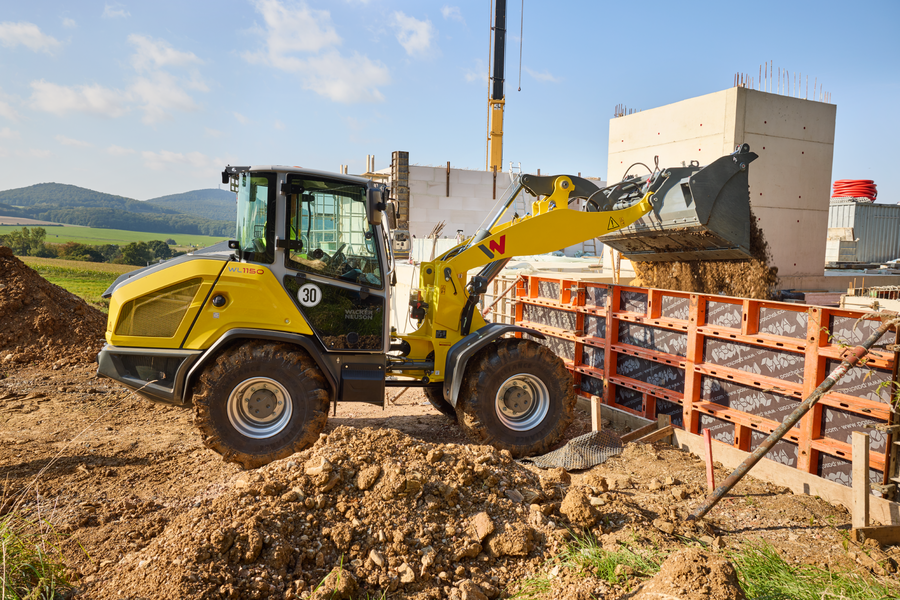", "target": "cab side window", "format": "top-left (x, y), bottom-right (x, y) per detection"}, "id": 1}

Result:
top-left (285, 178), bottom-right (382, 288)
